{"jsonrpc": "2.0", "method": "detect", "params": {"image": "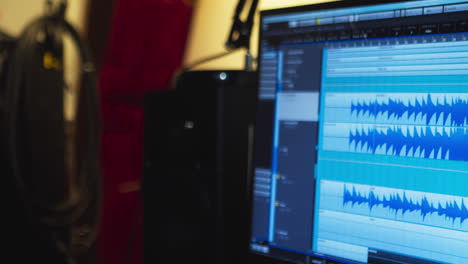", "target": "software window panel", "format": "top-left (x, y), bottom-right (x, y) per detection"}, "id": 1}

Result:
top-left (250, 1), bottom-right (468, 263)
